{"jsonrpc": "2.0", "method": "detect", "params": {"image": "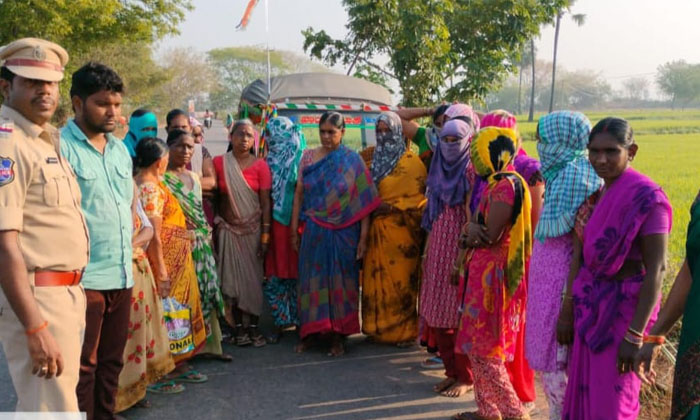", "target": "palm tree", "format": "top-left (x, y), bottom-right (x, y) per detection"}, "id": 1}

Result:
top-left (518, 43), bottom-right (535, 115)
top-left (548, 3), bottom-right (586, 112)
top-left (528, 39), bottom-right (536, 122)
